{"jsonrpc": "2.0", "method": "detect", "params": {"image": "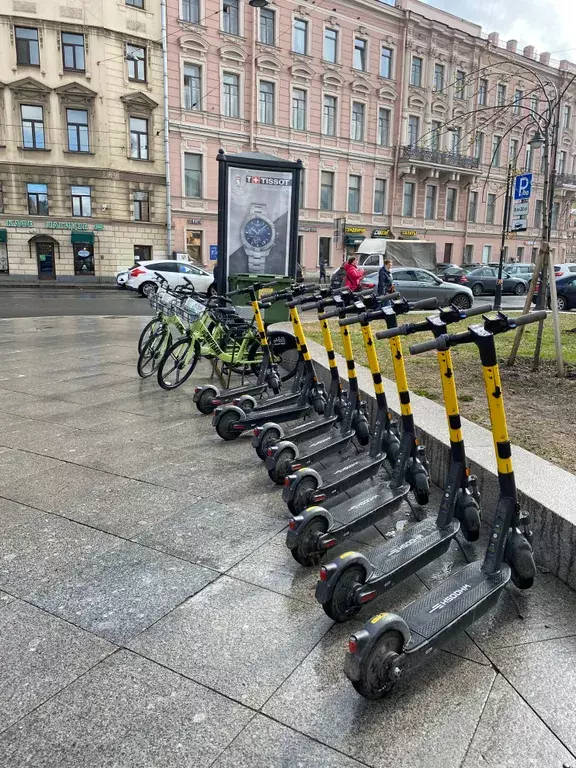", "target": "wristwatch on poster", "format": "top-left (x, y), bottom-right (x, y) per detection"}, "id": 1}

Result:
top-left (240, 203), bottom-right (276, 272)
